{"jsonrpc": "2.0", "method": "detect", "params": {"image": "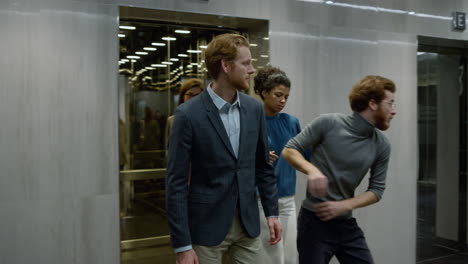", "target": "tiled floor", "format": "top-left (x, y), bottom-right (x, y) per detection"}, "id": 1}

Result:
top-left (417, 183), bottom-right (468, 264)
